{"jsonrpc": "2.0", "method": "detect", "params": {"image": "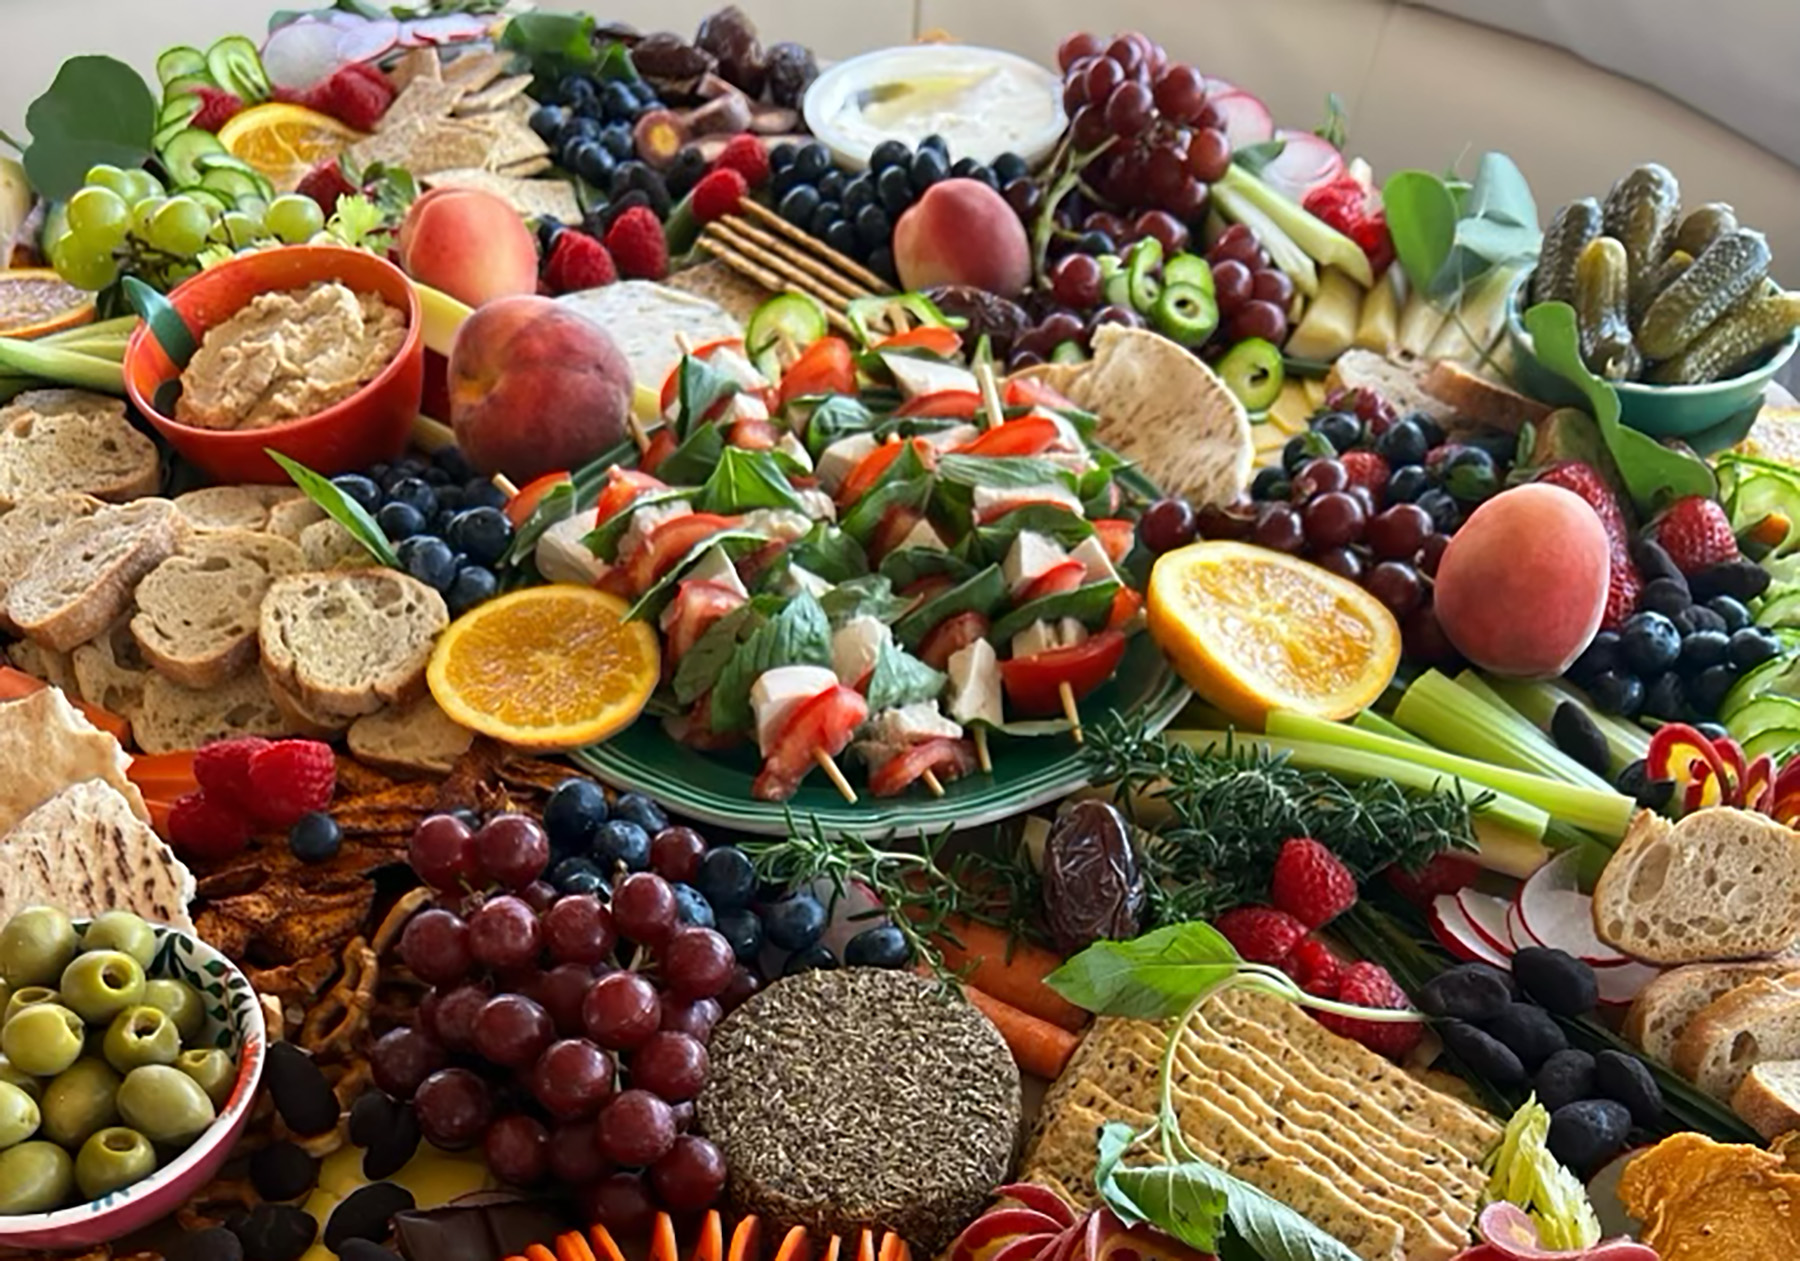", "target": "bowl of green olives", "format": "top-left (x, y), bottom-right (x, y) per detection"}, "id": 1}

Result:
top-left (0, 906), bottom-right (266, 1249)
